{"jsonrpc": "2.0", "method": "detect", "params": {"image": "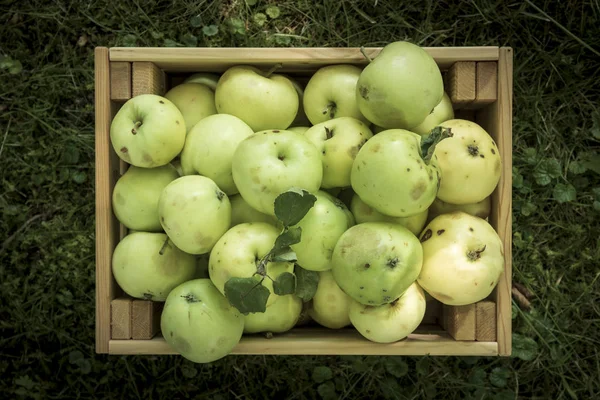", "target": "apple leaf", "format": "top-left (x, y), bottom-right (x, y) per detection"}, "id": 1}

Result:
top-left (272, 272), bottom-right (296, 295)
top-left (224, 276), bottom-right (270, 314)
top-left (271, 248), bottom-right (297, 262)
top-left (273, 226), bottom-right (302, 251)
top-left (294, 264), bottom-right (319, 302)
top-left (274, 189), bottom-right (317, 227)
